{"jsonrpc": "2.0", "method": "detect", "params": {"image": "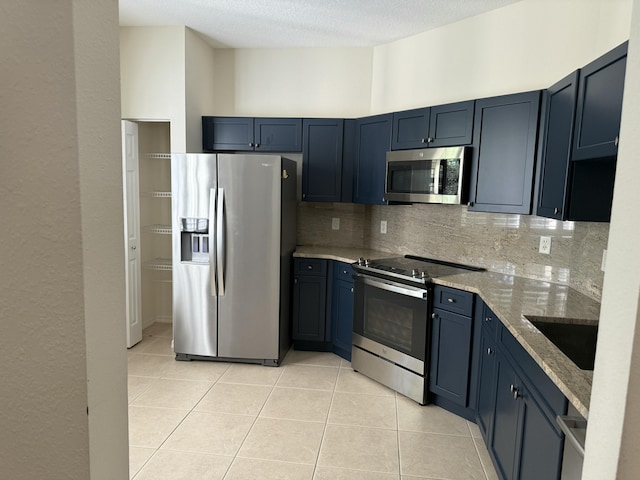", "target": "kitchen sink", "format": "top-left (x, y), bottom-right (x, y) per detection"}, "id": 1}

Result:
top-left (526, 316), bottom-right (598, 370)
